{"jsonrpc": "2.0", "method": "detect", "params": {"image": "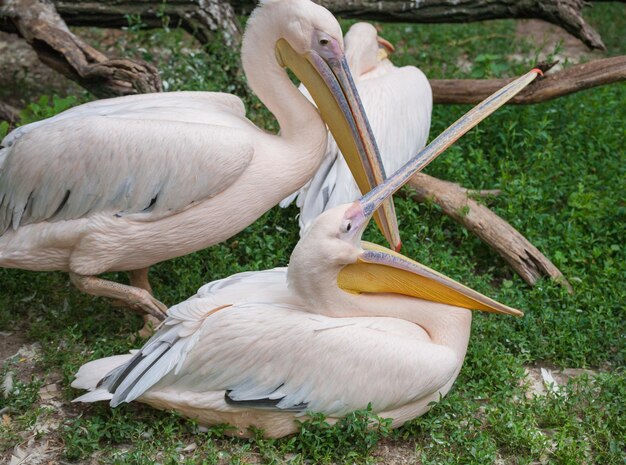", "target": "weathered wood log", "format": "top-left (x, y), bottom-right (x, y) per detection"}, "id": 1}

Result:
top-left (0, 102), bottom-right (20, 126)
top-left (5, 0), bottom-right (610, 50)
top-left (52, 0), bottom-right (242, 47)
top-left (432, 56), bottom-right (626, 104)
top-left (231, 0), bottom-right (607, 50)
top-left (0, 0), bottom-right (162, 98)
top-left (406, 173), bottom-right (572, 291)
top-left (4, 0), bottom-right (621, 104)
